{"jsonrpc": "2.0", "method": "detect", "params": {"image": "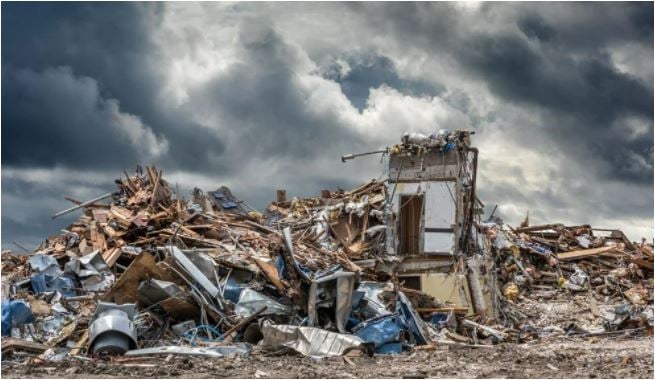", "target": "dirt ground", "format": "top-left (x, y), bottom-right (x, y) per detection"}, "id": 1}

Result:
top-left (2, 335), bottom-right (652, 379)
